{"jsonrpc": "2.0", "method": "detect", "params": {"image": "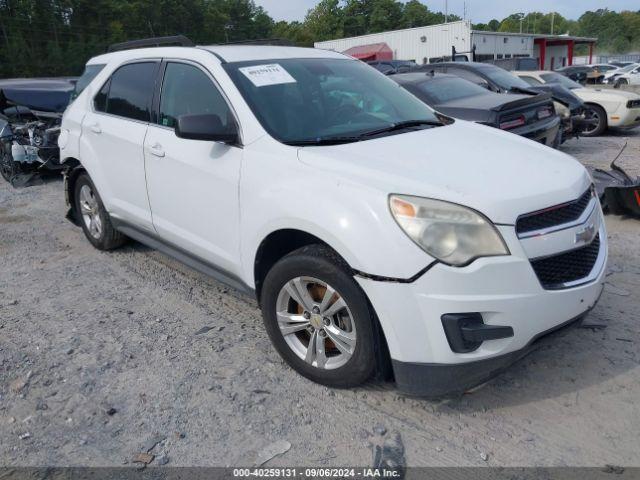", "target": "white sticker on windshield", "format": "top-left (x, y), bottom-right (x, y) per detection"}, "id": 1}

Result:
top-left (239, 63), bottom-right (296, 87)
